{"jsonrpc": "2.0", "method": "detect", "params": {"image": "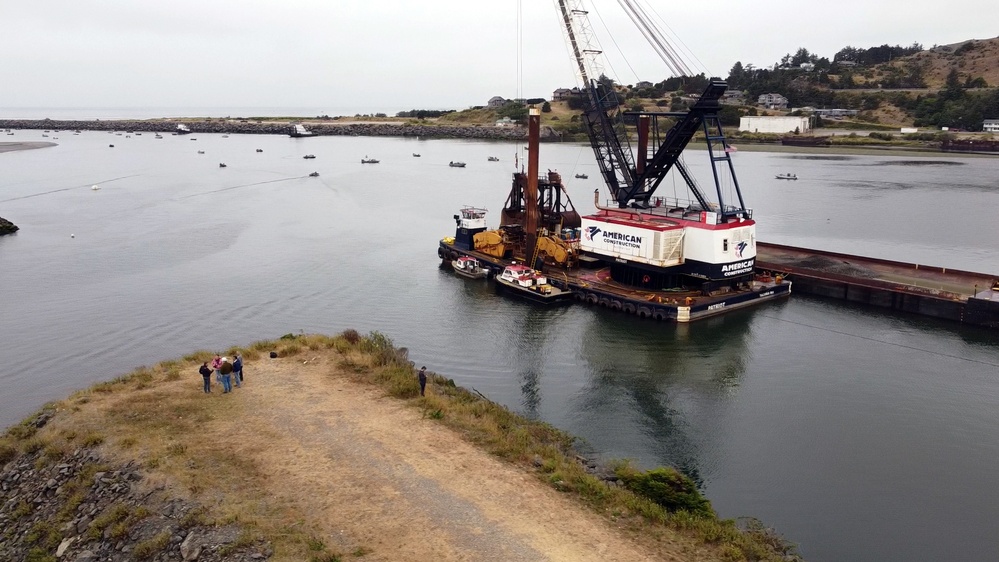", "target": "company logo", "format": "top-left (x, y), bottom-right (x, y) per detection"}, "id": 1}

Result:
top-left (735, 240), bottom-right (748, 258)
top-left (584, 226), bottom-right (601, 241)
top-left (720, 259), bottom-right (755, 277)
